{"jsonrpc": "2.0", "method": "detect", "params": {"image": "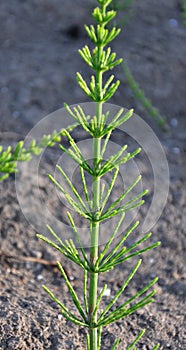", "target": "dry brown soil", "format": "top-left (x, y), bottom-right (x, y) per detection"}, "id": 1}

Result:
top-left (0, 1), bottom-right (186, 349)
